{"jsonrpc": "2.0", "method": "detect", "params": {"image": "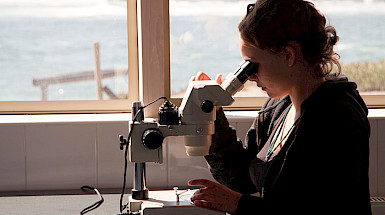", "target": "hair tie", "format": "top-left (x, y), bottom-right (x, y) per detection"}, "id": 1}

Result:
top-left (330, 34), bottom-right (337, 46)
